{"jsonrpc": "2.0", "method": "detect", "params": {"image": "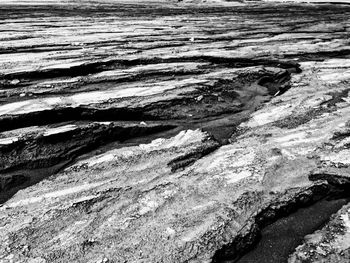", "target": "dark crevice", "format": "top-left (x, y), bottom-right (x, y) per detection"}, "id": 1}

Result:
top-left (0, 64), bottom-right (298, 133)
top-left (211, 174), bottom-right (350, 263)
top-left (0, 123), bottom-right (176, 173)
top-left (167, 134), bottom-right (221, 172)
top-left (212, 183), bottom-right (329, 263)
top-left (283, 49), bottom-right (350, 61)
top-left (309, 172), bottom-right (350, 189)
top-left (0, 161), bottom-right (70, 204)
top-left (0, 61), bottom-right (299, 205)
top-left (1, 2), bottom-right (350, 262)
top-left (0, 56), bottom-right (301, 82)
top-left (0, 123), bottom-right (176, 204)
top-left (0, 69), bottom-right (206, 91)
top-left (0, 107), bottom-right (152, 132)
